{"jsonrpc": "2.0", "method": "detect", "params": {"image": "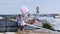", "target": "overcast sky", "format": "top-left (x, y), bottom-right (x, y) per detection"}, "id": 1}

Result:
top-left (0, 0), bottom-right (60, 14)
top-left (0, 0), bottom-right (60, 30)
